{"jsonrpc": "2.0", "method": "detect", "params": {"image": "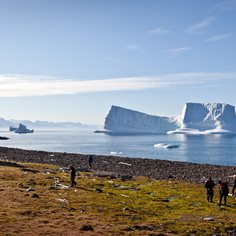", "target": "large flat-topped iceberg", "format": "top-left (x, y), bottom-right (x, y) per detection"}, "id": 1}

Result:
top-left (103, 105), bottom-right (179, 134)
top-left (98, 103), bottom-right (236, 135)
top-left (168, 103), bottom-right (236, 134)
